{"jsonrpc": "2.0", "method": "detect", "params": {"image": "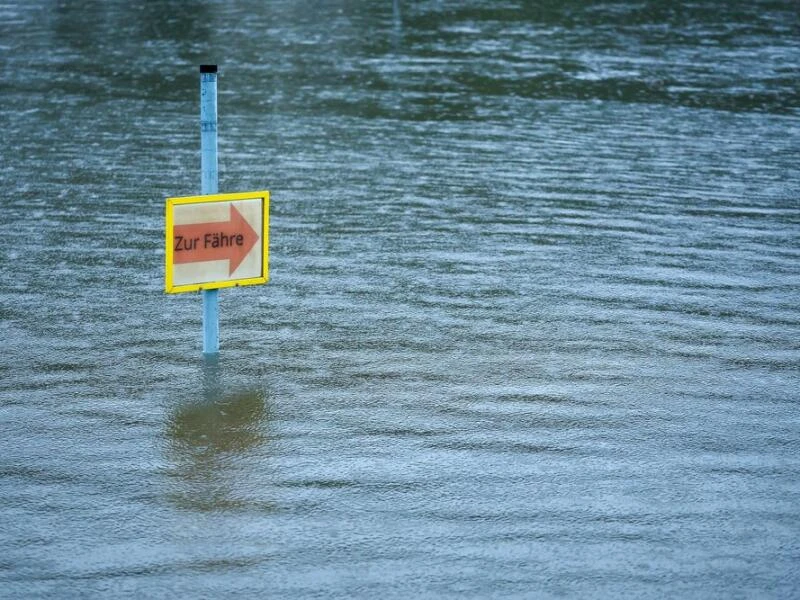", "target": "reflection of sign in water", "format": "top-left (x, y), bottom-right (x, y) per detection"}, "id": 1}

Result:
top-left (165, 386), bottom-right (270, 511)
top-left (168, 391), bottom-right (268, 454)
top-left (165, 191), bottom-right (269, 293)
